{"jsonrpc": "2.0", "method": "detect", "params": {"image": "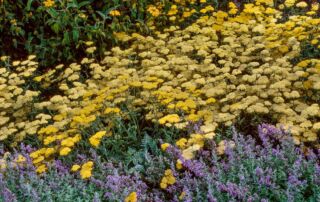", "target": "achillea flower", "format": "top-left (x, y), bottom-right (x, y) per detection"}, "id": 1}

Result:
top-left (160, 169), bottom-right (176, 189)
top-left (43, 0), bottom-right (55, 7)
top-left (125, 192), bottom-right (137, 202)
top-left (71, 164), bottom-right (80, 172)
top-left (147, 6), bottom-right (160, 17)
top-left (167, 5), bottom-right (178, 16)
top-left (59, 147), bottom-right (71, 156)
top-left (296, 1), bottom-right (308, 8)
top-left (159, 114), bottom-right (180, 124)
top-left (36, 164), bottom-right (47, 174)
top-left (89, 131), bottom-right (109, 148)
top-left (161, 143), bottom-right (170, 151)
top-left (109, 10), bottom-right (120, 16)
top-left (80, 161), bottom-right (93, 179)
top-left (284, 0), bottom-right (296, 7)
